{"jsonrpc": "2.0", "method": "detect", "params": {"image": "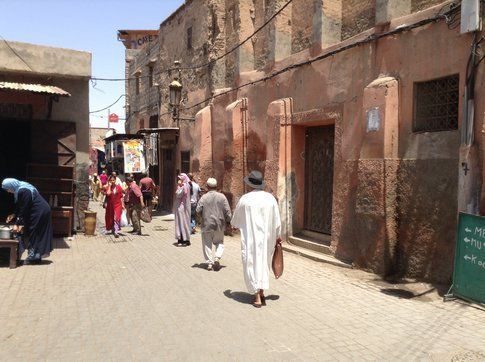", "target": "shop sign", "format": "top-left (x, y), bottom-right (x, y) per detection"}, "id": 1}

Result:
top-left (109, 113), bottom-right (119, 123)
